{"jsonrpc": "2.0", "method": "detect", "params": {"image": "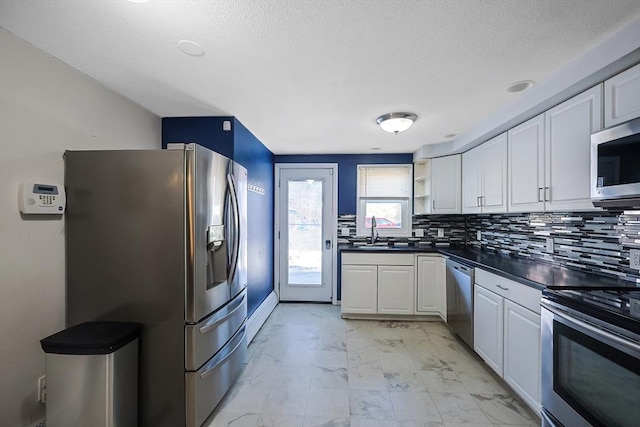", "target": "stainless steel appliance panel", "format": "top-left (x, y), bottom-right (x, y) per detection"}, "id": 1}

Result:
top-left (590, 117), bottom-right (640, 208)
top-left (66, 145), bottom-right (248, 427)
top-left (541, 300), bottom-right (640, 427)
top-left (187, 144), bottom-right (231, 323)
top-left (446, 259), bottom-right (474, 349)
top-left (185, 289), bottom-right (247, 371)
top-left (186, 323), bottom-right (247, 427)
top-left (65, 150), bottom-right (187, 427)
